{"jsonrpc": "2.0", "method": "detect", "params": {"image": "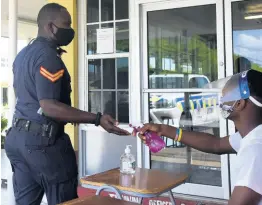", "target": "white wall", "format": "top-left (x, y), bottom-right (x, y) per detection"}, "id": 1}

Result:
top-left (1, 19), bottom-right (38, 40)
top-left (81, 126), bottom-right (136, 176)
